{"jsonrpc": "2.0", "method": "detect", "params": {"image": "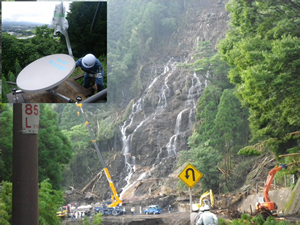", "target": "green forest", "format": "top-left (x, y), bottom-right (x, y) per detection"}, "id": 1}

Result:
top-left (1, 0), bottom-right (300, 224)
top-left (1, 1), bottom-right (107, 103)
